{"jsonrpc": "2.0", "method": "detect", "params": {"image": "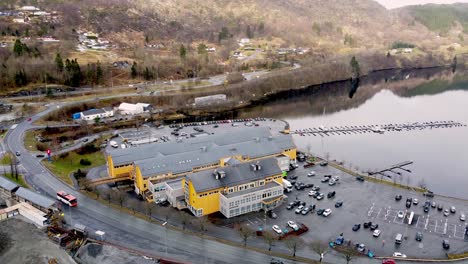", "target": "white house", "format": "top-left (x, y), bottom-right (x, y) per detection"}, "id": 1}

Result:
top-left (118, 102), bottom-right (152, 115)
top-left (18, 6), bottom-right (40, 12)
top-left (80, 107), bottom-right (114, 121)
